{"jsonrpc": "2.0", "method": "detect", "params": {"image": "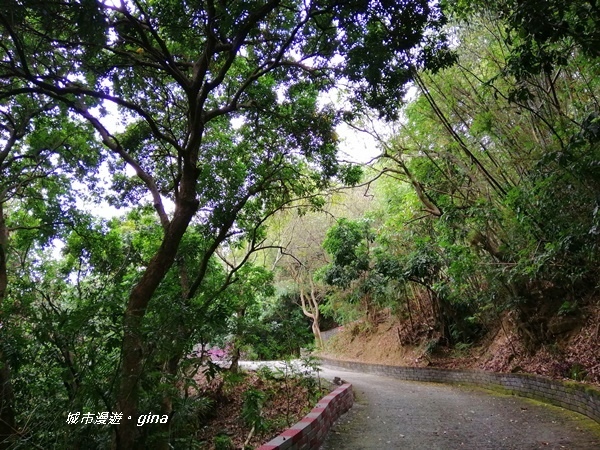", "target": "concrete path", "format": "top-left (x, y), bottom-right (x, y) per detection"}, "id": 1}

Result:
top-left (318, 365), bottom-right (600, 450)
